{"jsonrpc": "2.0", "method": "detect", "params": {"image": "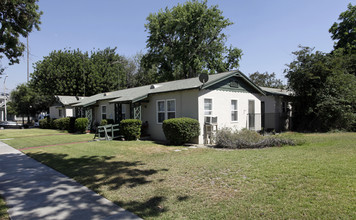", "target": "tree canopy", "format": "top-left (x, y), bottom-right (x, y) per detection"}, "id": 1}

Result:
top-left (0, 0), bottom-right (42, 66)
top-left (142, 0), bottom-right (242, 82)
top-left (249, 71), bottom-right (284, 89)
top-left (285, 46), bottom-right (356, 131)
top-left (329, 3), bottom-right (356, 52)
top-left (30, 48), bottom-right (131, 97)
